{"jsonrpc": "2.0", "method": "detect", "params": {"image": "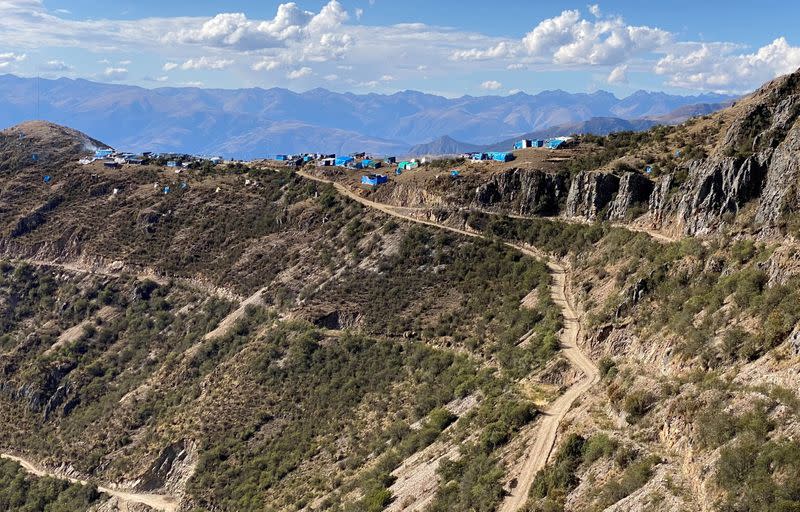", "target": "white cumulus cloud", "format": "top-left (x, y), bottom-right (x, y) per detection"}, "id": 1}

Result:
top-left (607, 64), bottom-right (628, 84)
top-left (251, 58), bottom-right (280, 71)
top-left (287, 66), bottom-right (312, 79)
top-left (655, 37), bottom-right (800, 91)
top-left (180, 56), bottom-right (234, 70)
top-left (0, 52), bottom-right (26, 69)
top-left (103, 67), bottom-right (128, 80)
top-left (41, 59), bottom-right (73, 71)
top-left (168, 0), bottom-right (348, 52)
top-left (481, 80), bottom-right (502, 90)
